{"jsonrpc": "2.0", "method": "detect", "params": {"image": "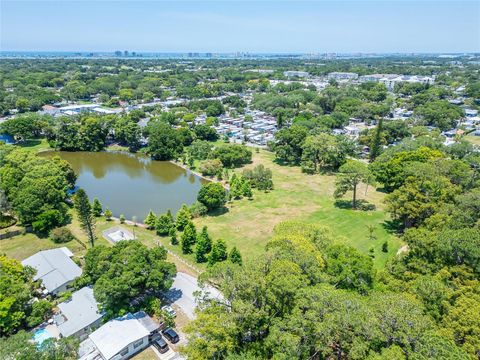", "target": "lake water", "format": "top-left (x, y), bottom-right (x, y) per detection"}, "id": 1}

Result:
top-left (43, 151), bottom-right (206, 220)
